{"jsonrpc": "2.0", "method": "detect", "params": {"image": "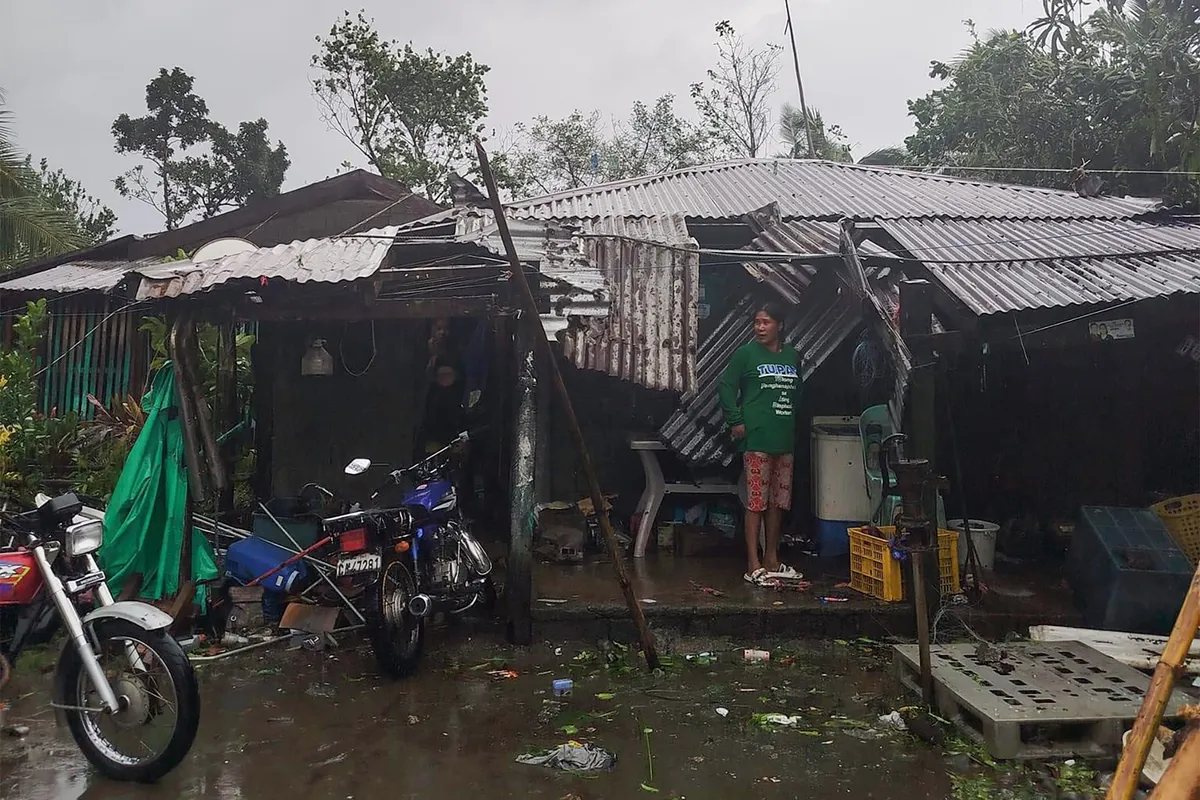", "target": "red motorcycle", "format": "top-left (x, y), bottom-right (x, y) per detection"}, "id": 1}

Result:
top-left (0, 492), bottom-right (200, 783)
